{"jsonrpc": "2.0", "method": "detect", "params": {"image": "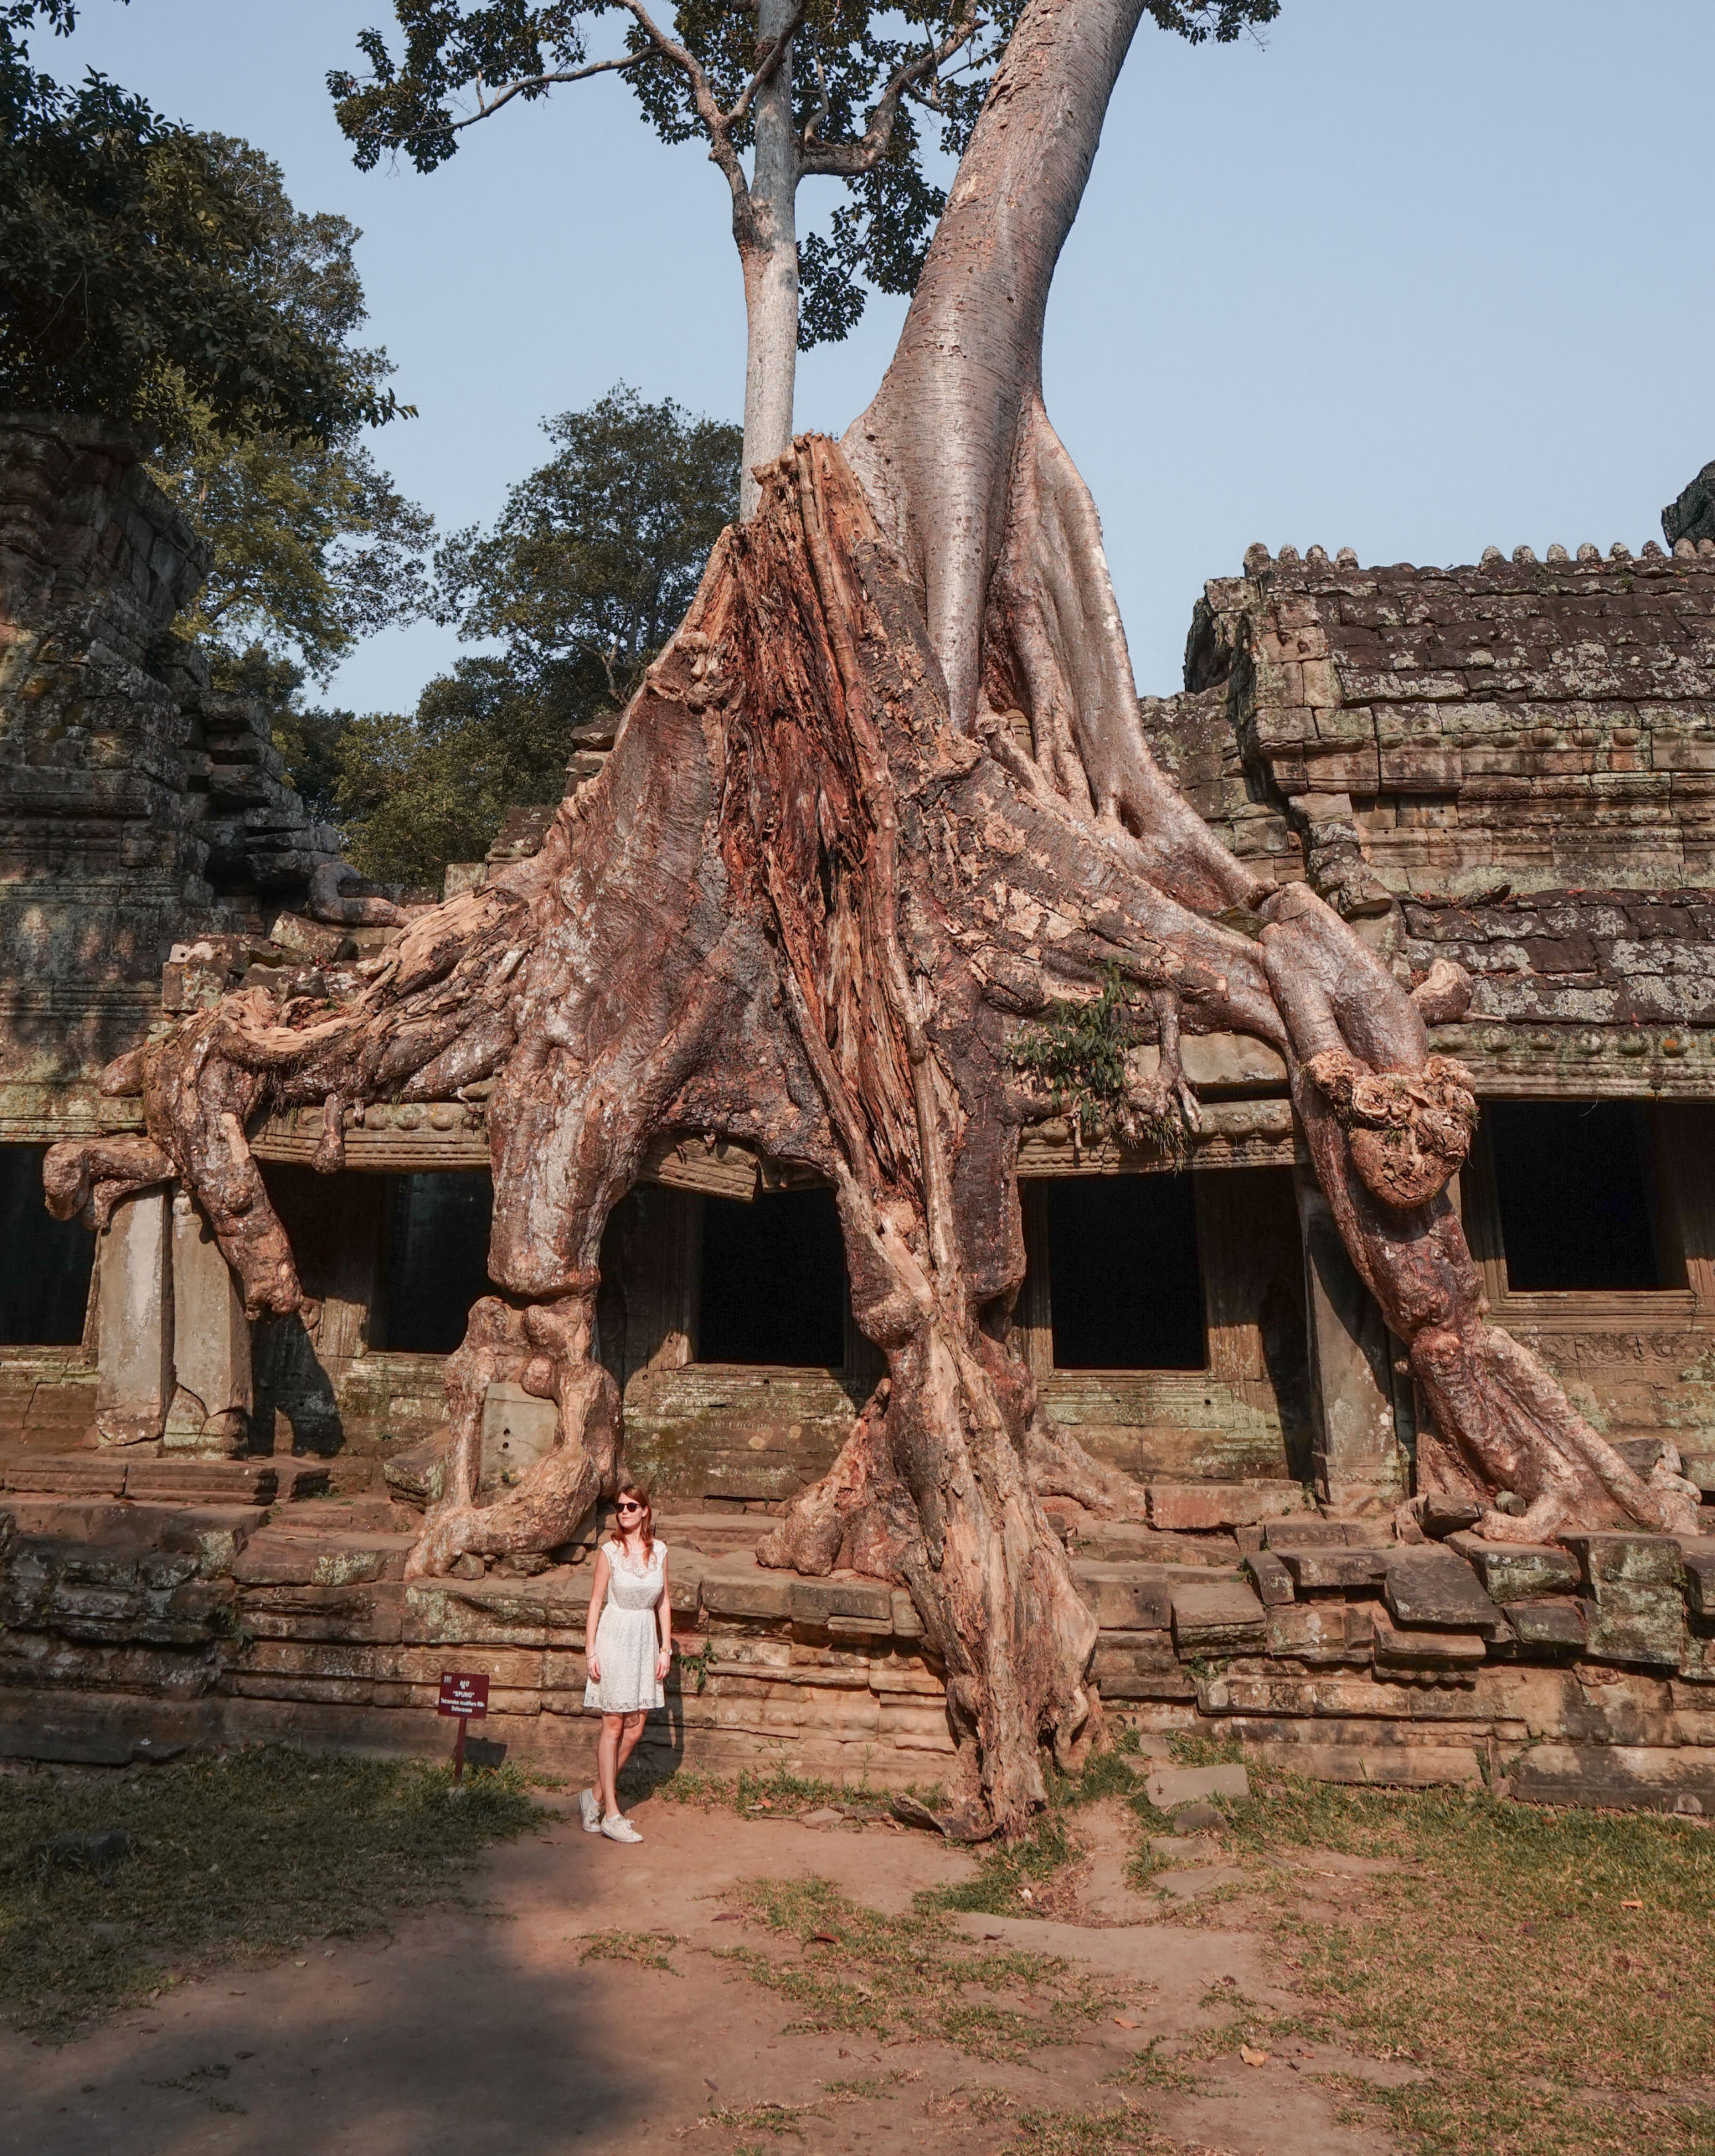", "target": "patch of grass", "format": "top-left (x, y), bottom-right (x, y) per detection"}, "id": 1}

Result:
top-left (578, 1929), bottom-right (681, 1974)
top-left (1162, 1731), bottom-right (1243, 1768)
top-left (718, 1875), bottom-right (1130, 2061)
top-left (926, 2081), bottom-right (1017, 2121)
top-left (0, 1744), bottom-right (538, 2038)
top-left (926, 1807), bottom-right (1074, 1916)
top-left (1002, 2102), bottom-right (1221, 2153)
top-left (1105, 2035), bottom-right (1202, 2094)
top-left (1223, 1775), bottom-right (1715, 2156)
top-left (649, 1763), bottom-right (873, 1813)
top-left (690, 2099), bottom-right (817, 2139)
